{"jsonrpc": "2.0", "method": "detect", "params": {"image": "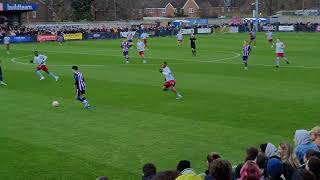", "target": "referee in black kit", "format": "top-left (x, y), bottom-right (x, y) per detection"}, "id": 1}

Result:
top-left (0, 59), bottom-right (7, 86)
top-left (190, 34), bottom-right (197, 56)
